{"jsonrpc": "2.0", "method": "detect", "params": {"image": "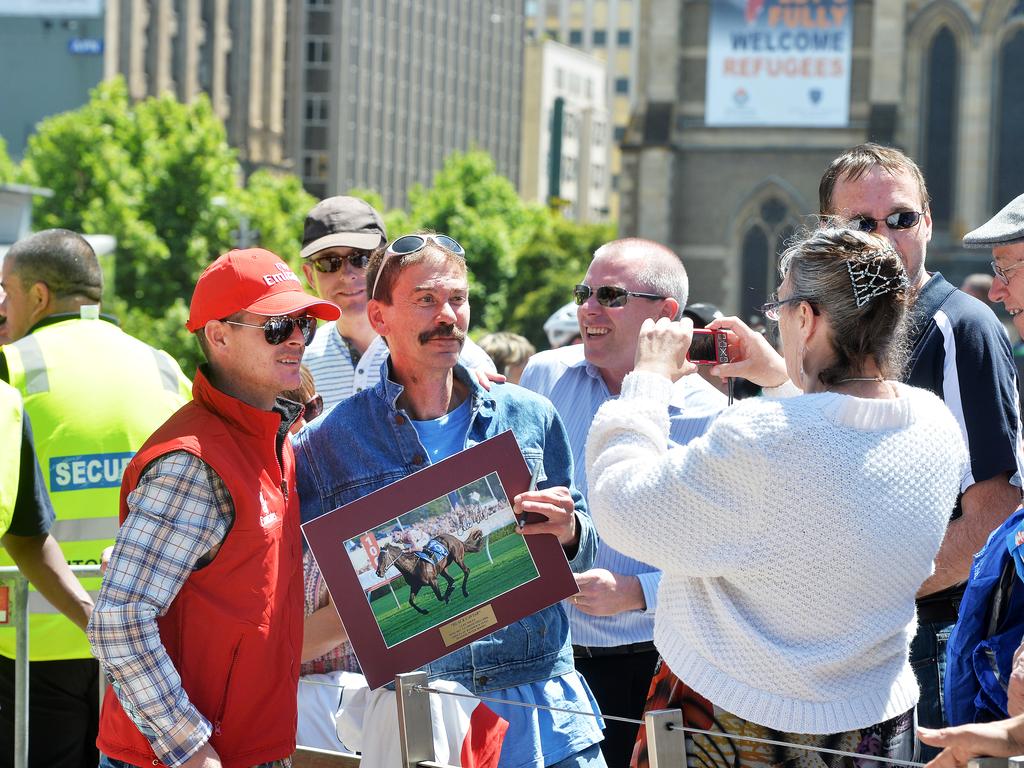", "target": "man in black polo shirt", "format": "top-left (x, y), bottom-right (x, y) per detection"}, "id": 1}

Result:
top-left (819, 144), bottom-right (1023, 756)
